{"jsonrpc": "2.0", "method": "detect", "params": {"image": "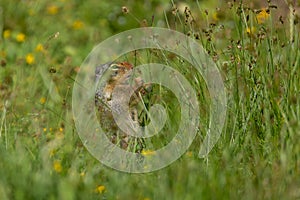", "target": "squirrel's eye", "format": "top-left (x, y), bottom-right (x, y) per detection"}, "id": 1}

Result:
top-left (112, 70), bottom-right (118, 76)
